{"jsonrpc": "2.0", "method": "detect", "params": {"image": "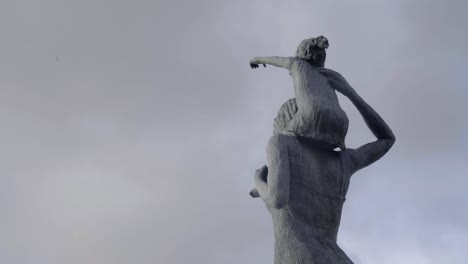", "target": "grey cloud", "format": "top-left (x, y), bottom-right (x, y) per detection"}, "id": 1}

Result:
top-left (0, 1), bottom-right (466, 263)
